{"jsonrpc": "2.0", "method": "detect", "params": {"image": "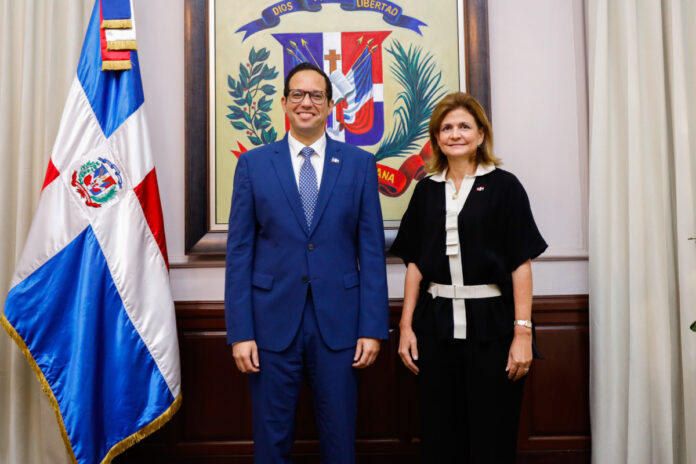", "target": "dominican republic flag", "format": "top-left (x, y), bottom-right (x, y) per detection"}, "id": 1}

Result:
top-left (1, 1), bottom-right (181, 464)
top-left (273, 31), bottom-right (390, 146)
